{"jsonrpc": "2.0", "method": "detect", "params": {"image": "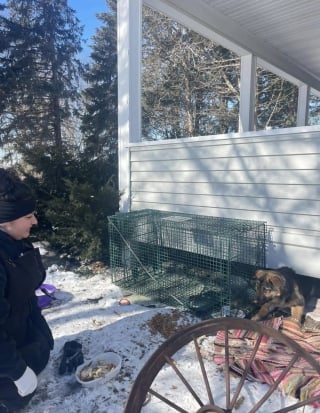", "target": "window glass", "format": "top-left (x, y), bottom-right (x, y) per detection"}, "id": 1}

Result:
top-left (308, 93), bottom-right (320, 125)
top-left (255, 67), bottom-right (298, 130)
